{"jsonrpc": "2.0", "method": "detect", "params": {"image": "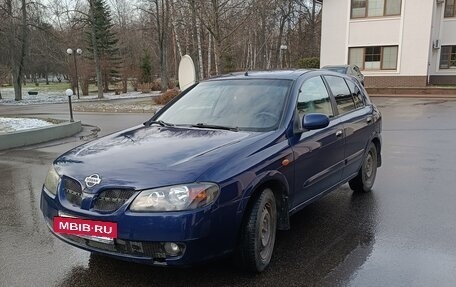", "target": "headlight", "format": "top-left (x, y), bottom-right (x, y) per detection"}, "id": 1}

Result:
top-left (44, 166), bottom-right (60, 196)
top-left (130, 183), bottom-right (219, 212)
